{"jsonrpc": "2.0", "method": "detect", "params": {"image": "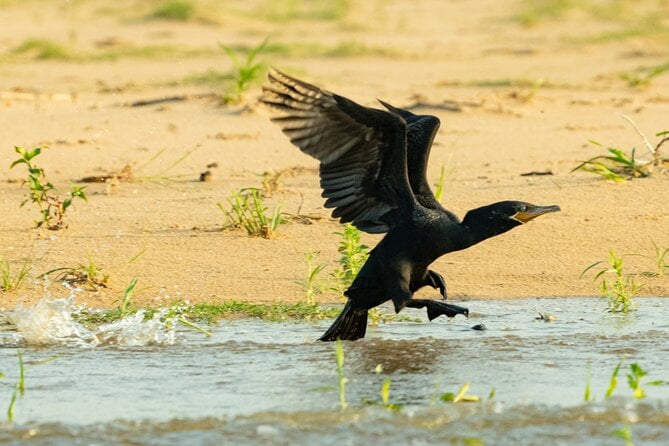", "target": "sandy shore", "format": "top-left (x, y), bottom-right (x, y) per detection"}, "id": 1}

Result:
top-left (1, 0), bottom-right (667, 309)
